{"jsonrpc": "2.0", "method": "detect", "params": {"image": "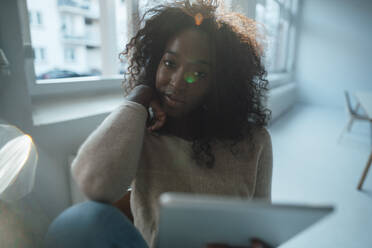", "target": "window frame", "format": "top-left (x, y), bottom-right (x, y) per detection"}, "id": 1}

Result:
top-left (21, 0), bottom-right (297, 98)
